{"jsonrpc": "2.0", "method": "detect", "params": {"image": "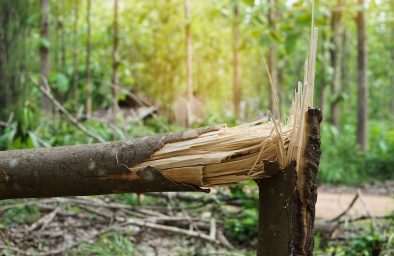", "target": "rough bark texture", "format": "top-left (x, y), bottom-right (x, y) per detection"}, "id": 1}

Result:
top-left (255, 108), bottom-right (322, 256)
top-left (0, 126), bottom-right (220, 200)
top-left (256, 162), bottom-right (297, 256)
top-left (356, 0), bottom-right (368, 152)
top-left (299, 108), bottom-right (322, 255)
